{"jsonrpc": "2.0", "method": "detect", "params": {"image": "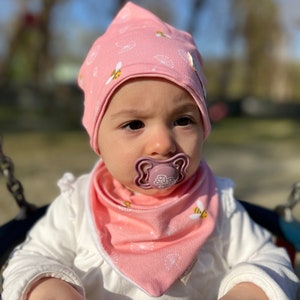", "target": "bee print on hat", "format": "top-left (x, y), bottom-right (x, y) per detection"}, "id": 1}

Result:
top-left (155, 30), bottom-right (171, 38)
top-left (106, 61), bottom-right (123, 85)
